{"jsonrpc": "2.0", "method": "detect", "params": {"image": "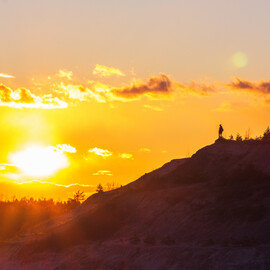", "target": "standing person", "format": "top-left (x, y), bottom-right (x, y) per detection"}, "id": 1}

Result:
top-left (219, 124), bottom-right (224, 138)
